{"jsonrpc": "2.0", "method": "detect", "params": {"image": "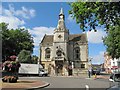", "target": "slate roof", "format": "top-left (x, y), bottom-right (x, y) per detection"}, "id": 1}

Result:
top-left (69, 34), bottom-right (87, 43)
top-left (41, 35), bottom-right (53, 44)
top-left (40, 33), bottom-right (87, 45)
